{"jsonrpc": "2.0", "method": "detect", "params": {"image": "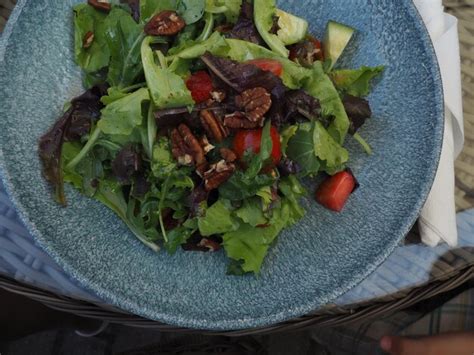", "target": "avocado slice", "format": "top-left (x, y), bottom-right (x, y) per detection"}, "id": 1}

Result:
top-left (323, 21), bottom-right (355, 70)
top-left (276, 9), bottom-right (309, 46)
